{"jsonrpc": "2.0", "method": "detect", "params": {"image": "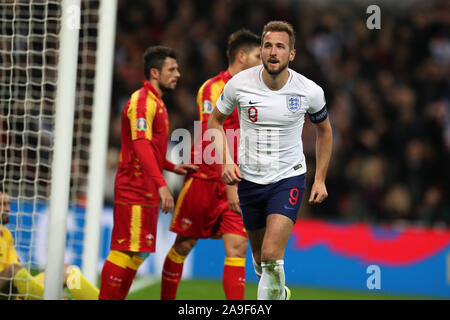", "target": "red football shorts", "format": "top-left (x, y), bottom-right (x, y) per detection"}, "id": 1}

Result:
top-left (169, 177), bottom-right (247, 239)
top-left (110, 203), bottom-right (159, 252)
